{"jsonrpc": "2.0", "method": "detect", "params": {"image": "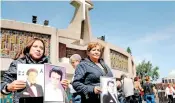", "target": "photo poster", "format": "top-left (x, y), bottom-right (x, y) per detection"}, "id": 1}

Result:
top-left (44, 63), bottom-right (66, 102)
top-left (100, 76), bottom-right (118, 103)
top-left (17, 64), bottom-right (44, 98)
